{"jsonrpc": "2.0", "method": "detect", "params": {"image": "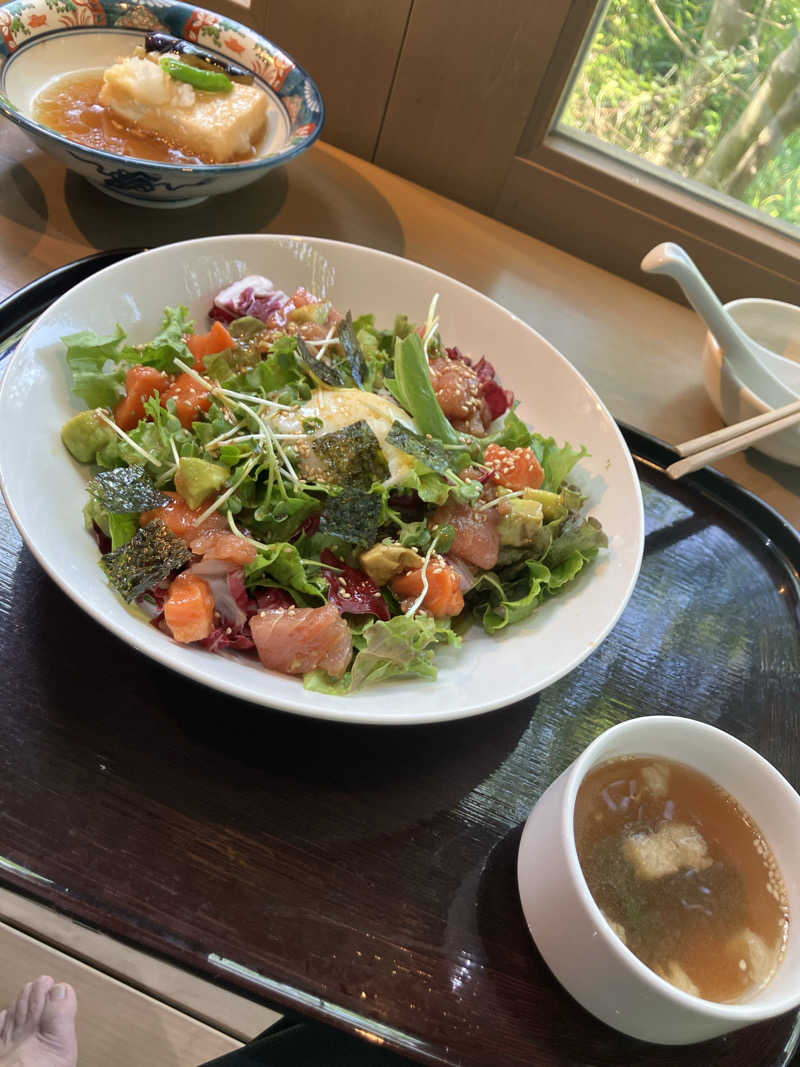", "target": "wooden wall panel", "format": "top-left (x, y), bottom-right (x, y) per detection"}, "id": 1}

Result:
top-left (374, 0), bottom-right (572, 215)
top-left (264, 1), bottom-right (413, 160)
